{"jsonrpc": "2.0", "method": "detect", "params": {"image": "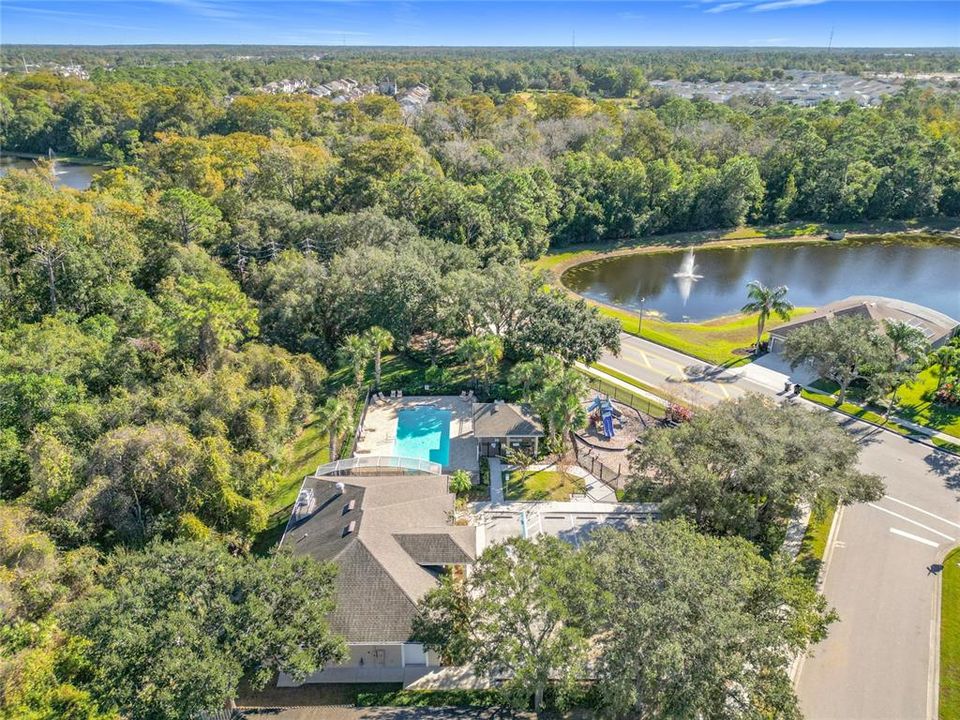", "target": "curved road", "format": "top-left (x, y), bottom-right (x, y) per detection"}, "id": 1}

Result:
top-left (599, 334), bottom-right (960, 720)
